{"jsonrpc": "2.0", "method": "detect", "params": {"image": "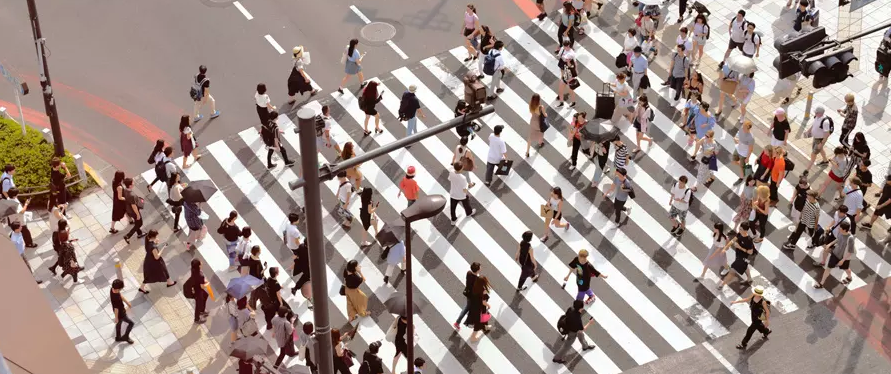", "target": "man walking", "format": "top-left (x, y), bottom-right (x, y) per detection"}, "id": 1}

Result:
top-left (449, 163), bottom-right (476, 225)
top-left (664, 44), bottom-right (690, 101)
top-left (741, 22), bottom-right (762, 58)
top-left (9, 221), bottom-right (41, 284)
top-left (1, 164), bottom-right (15, 199)
top-left (783, 189), bottom-right (821, 250)
top-left (191, 65), bottom-right (220, 122)
top-left (110, 279), bottom-right (135, 344)
top-left (6, 188), bottom-right (37, 249)
top-left (840, 176), bottom-right (864, 236)
top-left (454, 262), bottom-right (480, 330)
top-left (272, 306), bottom-right (298, 369)
top-left (603, 167), bottom-right (633, 224)
top-left (837, 93), bottom-right (858, 146)
top-left (719, 10), bottom-right (748, 69)
top-left (399, 85), bottom-right (426, 139)
top-left (669, 176), bottom-right (692, 237)
top-left (484, 41), bottom-right (508, 100)
top-left (316, 105), bottom-right (342, 155)
top-left (552, 299), bottom-right (596, 363)
top-left (484, 125), bottom-right (507, 187)
top-left (122, 177), bottom-right (146, 244)
top-left (814, 221), bottom-right (856, 288)
top-left (803, 107), bottom-right (832, 173)
top-left (732, 286), bottom-right (771, 350)
top-left (629, 46), bottom-right (649, 98)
